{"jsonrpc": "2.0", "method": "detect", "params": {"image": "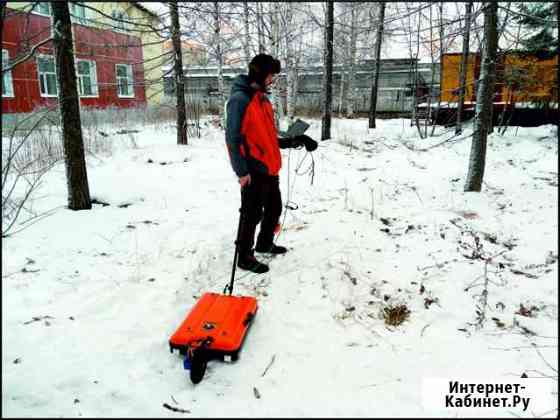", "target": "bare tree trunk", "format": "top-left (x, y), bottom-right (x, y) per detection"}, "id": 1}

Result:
top-left (413, 9), bottom-right (423, 137)
top-left (339, 69), bottom-right (346, 115)
top-left (243, 1), bottom-right (252, 65)
top-left (214, 2), bottom-right (225, 118)
top-left (456, 1), bottom-right (473, 135)
top-left (256, 2), bottom-right (265, 54)
top-left (270, 2), bottom-right (281, 128)
top-left (51, 2), bottom-right (91, 210)
top-left (557, 2), bottom-right (559, 136)
top-left (430, 2), bottom-right (445, 136)
top-left (170, 1), bottom-right (187, 145)
top-left (426, 4), bottom-right (435, 136)
top-left (284, 3), bottom-right (297, 123)
top-left (464, 2), bottom-right (497, 192)
top-left (368, 1), bottom-right (385, 129)
top-left (321, 0), bottom-right (334, 141)
top-left (336, 4), bottom-right (349, 116)
top-left (346, 4), bottom-right (358, 117)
